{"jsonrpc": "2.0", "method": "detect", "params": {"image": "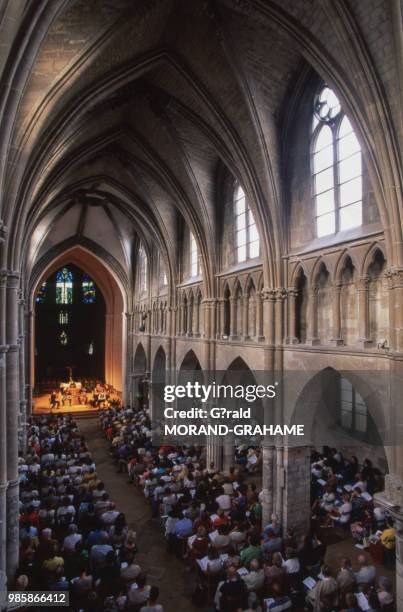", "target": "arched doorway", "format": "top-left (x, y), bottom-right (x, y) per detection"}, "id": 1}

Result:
top-left (35, 264), bottom-right (106, 384)
top-left (30, 246), bottom-right (125, 401)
